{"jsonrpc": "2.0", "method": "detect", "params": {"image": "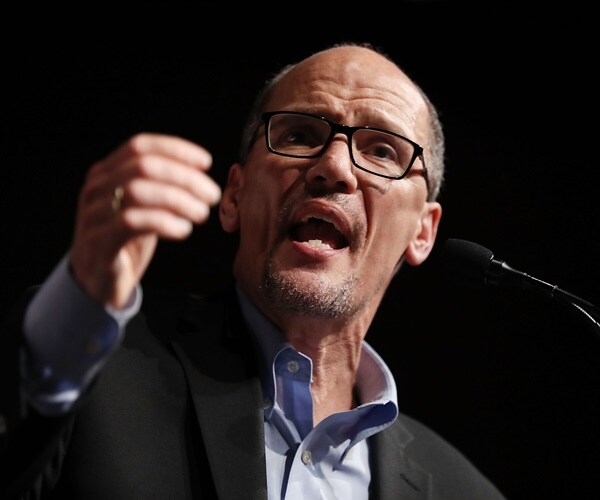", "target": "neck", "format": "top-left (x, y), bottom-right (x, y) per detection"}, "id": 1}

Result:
top-left (282, 316), bottom-right (369, 425)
